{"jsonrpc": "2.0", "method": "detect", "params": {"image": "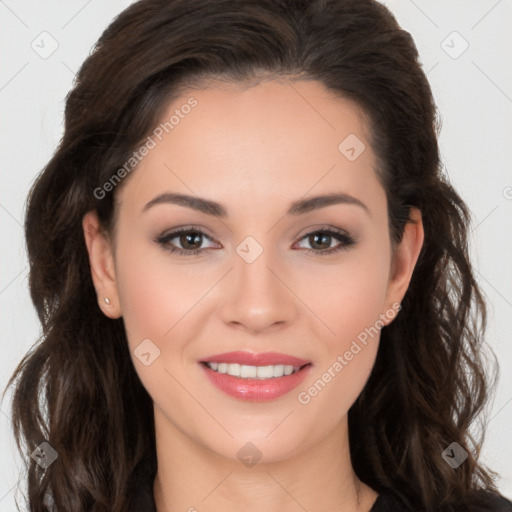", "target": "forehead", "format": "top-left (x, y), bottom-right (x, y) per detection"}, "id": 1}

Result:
top-left (116, 78), bottom-right (382, 216)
